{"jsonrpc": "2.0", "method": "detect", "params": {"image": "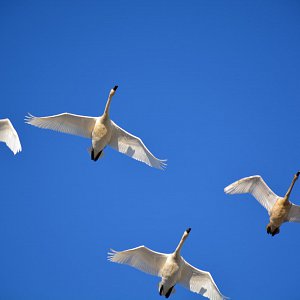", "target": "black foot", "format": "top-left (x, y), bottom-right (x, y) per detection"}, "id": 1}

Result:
top-left (91, 150), bottom-right (103, 162)
top-left (266, 226), bottom-right (271, 234)
top-left (272, 228), bottom-right (280, 236)
top-left (165, 286), bottom-right (174, 298)
top-left (159, 285), bottom-right (163, 296)
top-left (91, 149), bottom-right (95, 161)
top-left (94, 150), bottom-right (102, 161)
